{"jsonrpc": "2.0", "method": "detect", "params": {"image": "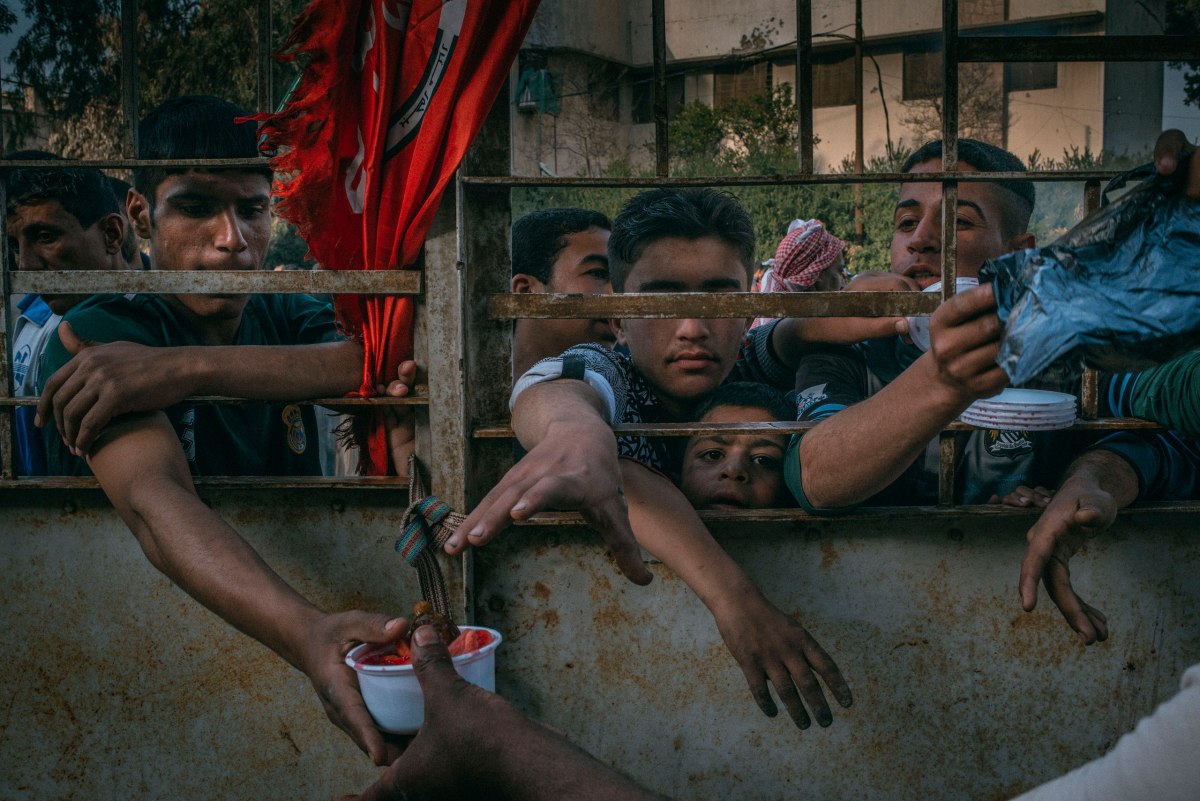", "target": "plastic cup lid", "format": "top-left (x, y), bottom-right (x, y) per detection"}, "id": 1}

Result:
top-left (975, 388), bottom-right (1076, 406)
